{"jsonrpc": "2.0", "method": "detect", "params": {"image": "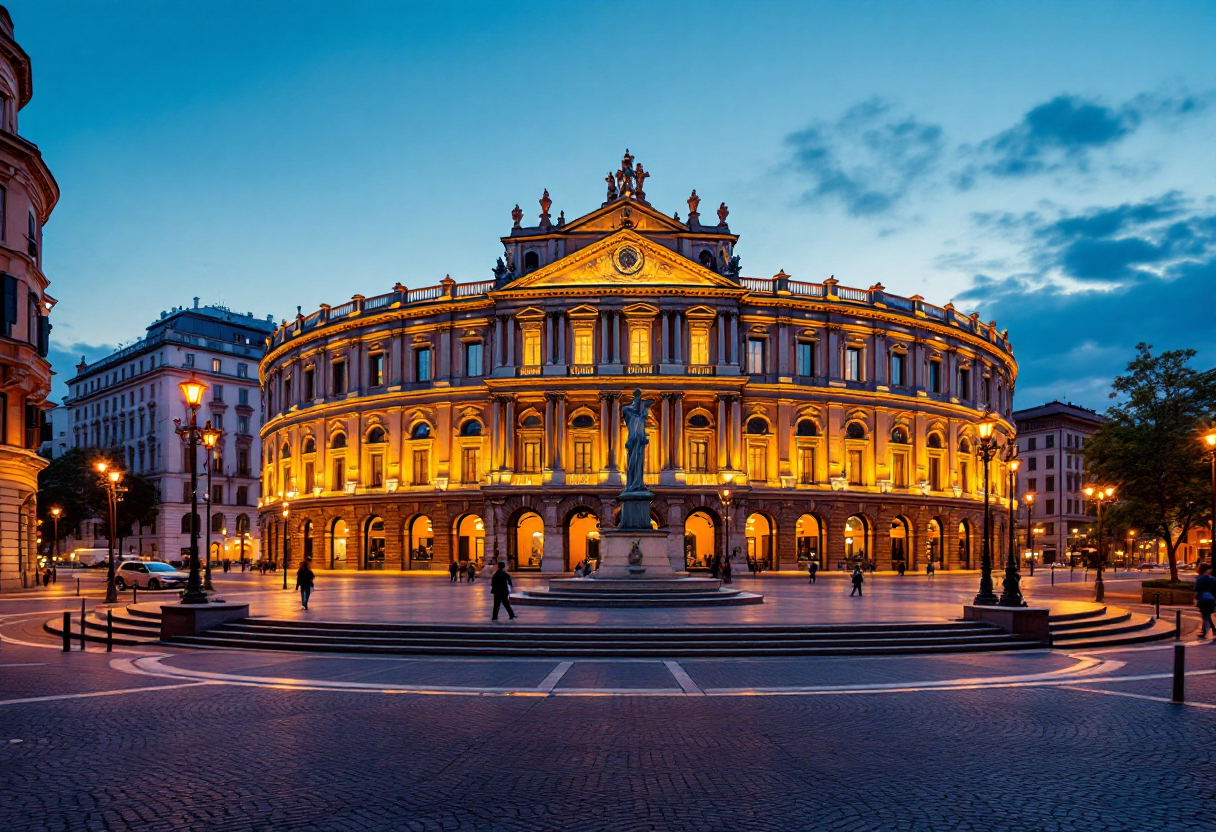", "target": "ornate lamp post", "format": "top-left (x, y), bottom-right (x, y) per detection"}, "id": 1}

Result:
top-left (95, 463), bottom-right (124, 603)
top-left (49, 506), bottom-right (61, 564)
top-left (1022, 493), bottom-right (1035, 573)
top-left (1201, 429), bottom-right (1216, 564)
top-left (1000, 454), bottom-right (1025, 606)
top-left (281, 502), bottom-right (290, 590)
top-left (1126, 529), bottom-right (1137, 570)
top-left (973, 409), bottom-right (1007, 605)
top-left (1083, 484), bottom-right (1116, 602)
top-left (717, 486), bottom-right (733, 573)
top-left (201, 422), bottom-right (223, 590)
top-left (174, 375), bottom-right (210, 605)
